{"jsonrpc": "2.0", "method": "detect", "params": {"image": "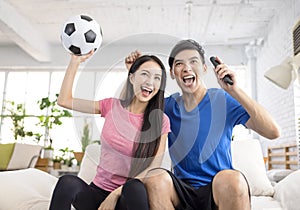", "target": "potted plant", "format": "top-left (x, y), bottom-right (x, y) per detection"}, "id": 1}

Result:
top-left (73, 122), bottom-right (92, 164)
top-left (36, 93), bottom-right (72, 157)
top-left (59, 147), bottom-right (75, 169)
top-left (4, 101), bottom-right (33, 141)
top-left (52, 155), bottom-right (63, 169)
